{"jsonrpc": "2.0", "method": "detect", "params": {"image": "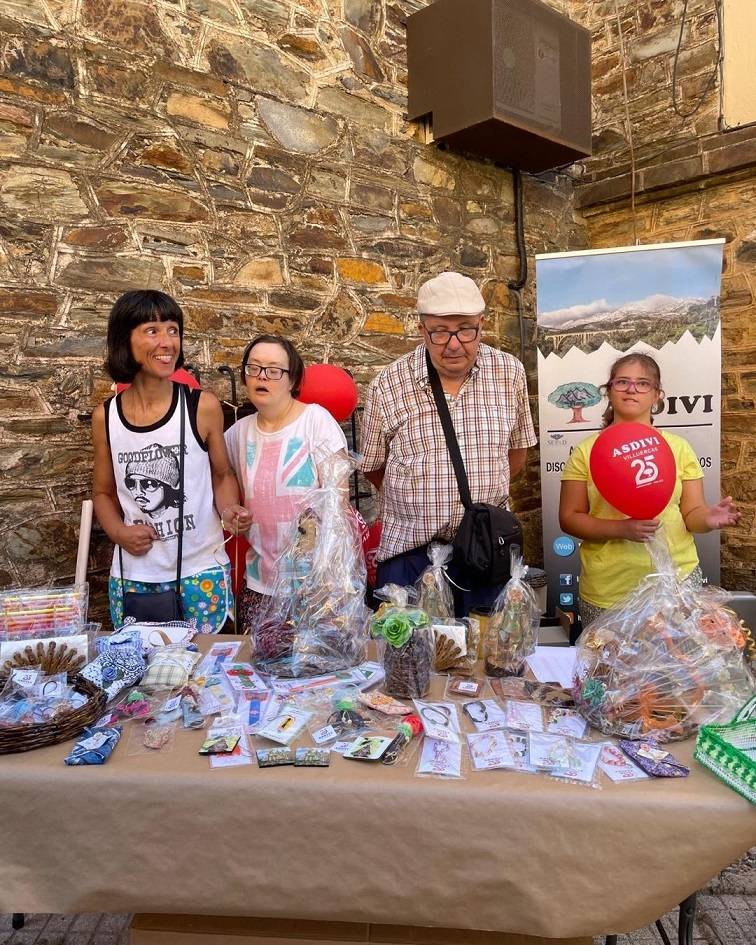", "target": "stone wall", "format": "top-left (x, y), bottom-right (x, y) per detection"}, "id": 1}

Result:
top-left (574, 0), bottom-right (756, 592)
top-left (0, 0), bottom-right (586, 618)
